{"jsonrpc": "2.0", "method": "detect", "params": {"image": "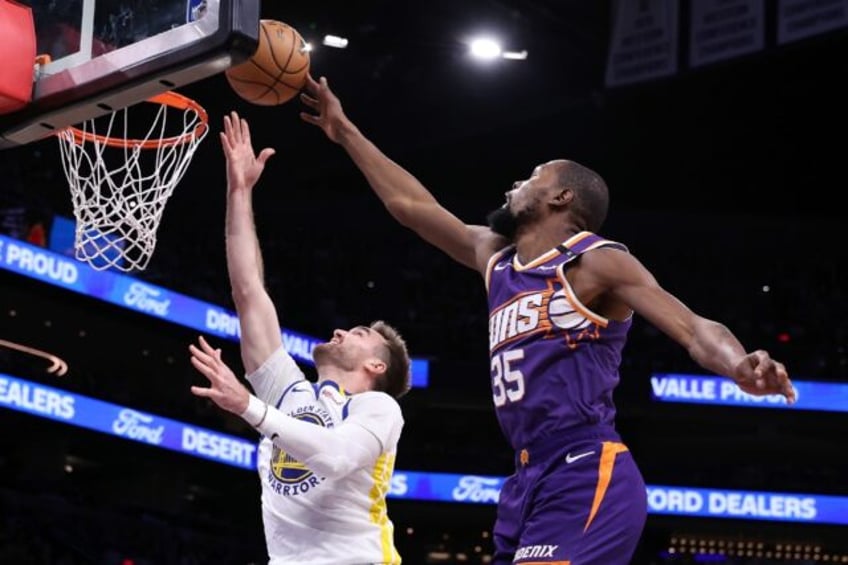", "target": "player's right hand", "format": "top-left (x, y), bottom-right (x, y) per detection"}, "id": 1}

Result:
top-left (189, 335), bottom-right (251, 415)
